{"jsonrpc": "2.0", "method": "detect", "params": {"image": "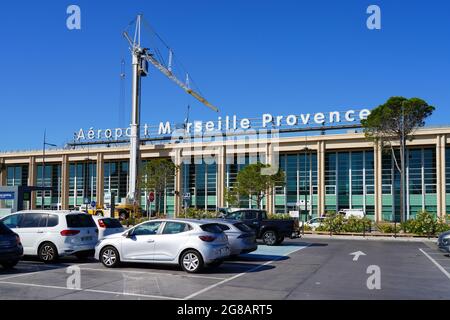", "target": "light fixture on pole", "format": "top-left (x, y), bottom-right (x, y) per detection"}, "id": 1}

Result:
top-left (42, 130), bottom-right (57, 209)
